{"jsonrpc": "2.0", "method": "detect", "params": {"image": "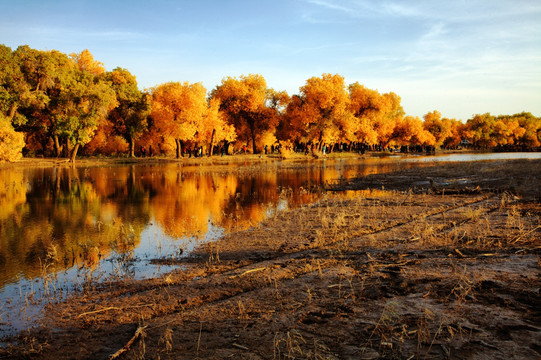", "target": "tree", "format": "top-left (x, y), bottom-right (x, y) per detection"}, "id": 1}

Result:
top-left (56, 50), bottom-right (117, 162)
top-left (297, 73), bottom-right (356, 148)
top-left (280, 95), bottom-right (306, 143)
top-left (106, 68), bottom-right (151, 157)
top-left (348, 82), bottom-right (404, 148)
top-left (441, 118), bottom-right (465, 149)
top-left (0, 45), bottom-right (27, 160)
top-left (211, 74), bottom-right (278, 154)
top-left (150, 81), bottom-right (207, 158)
top-left (2, 45), bottom-right (64, 155)
top-left (423, 111), bottom-right (450, 148)
top-left (13, 46), bottom-right (75, 156)
top-left (195, 98), bottom-right (236, 156)
top-left (392, 115), bottom-right (435, 146)
top-left (510, 112), bottom-right (540, 148)
top-left (465, 113), bottom-right (497, 148)
top-left (9, 46), bottom-right (114, 160)
top-left (348, 83), bottom-right (380, 145)
top-left (0, 45), bottom-right (30, 126)
top-left (70, 49), bottom-right (106, 76)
